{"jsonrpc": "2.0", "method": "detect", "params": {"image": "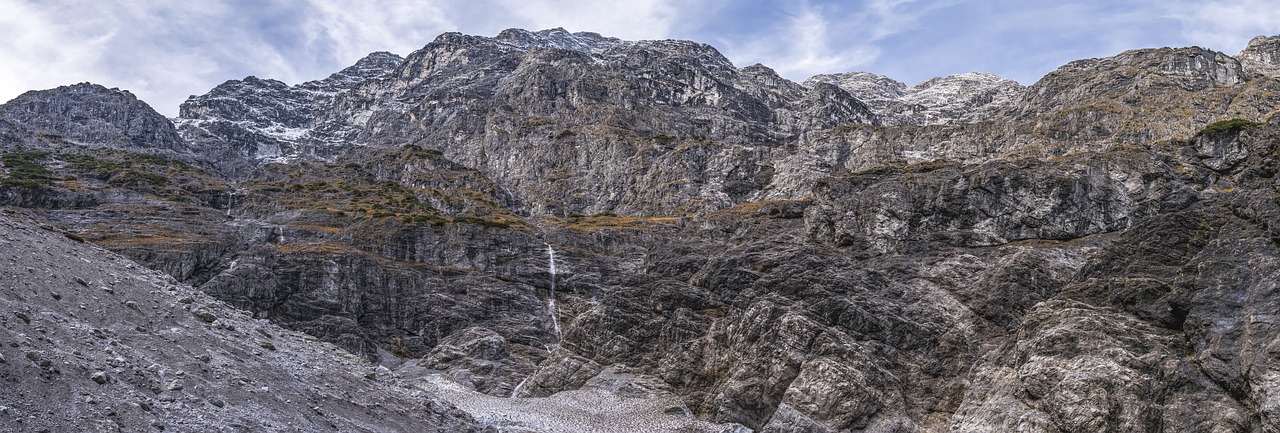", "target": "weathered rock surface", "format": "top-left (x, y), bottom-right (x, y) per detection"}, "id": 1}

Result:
top-left (0, 209), bottom-right (485, 432)
top-left (805, 72), bottom-right (908, 116)
top-left (1239, 35), bottom-right (1280, 79)
top-left (175, 51), bottom-right (404, 174)
top-left (0, 84), bottom-right (187, 154)
top-left (807, 71), bottom-right (1024, 125)
top-left (5, 28), bottom-right (1280, 433)
top-left (1005, 46), bottom-right (1278, 152)
top-left (161, 29), bottom-right (1280, 220)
